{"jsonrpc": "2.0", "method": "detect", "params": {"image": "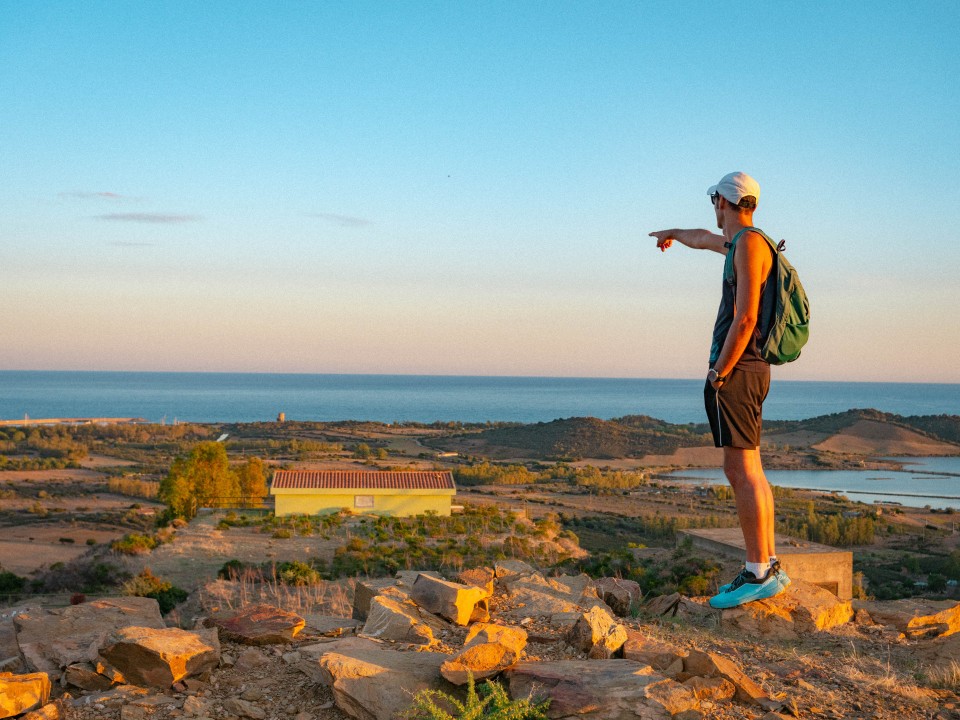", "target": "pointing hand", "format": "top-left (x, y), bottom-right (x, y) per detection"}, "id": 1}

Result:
top-left (649, 231), bottom-right (673, 252)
